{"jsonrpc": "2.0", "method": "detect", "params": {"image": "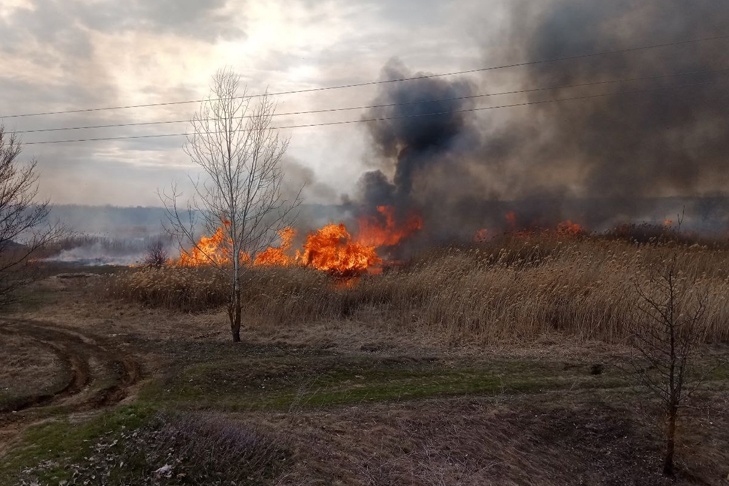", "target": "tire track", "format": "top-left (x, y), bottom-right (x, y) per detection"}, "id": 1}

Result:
top-left (0, 318), bottom-right (141, 416)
